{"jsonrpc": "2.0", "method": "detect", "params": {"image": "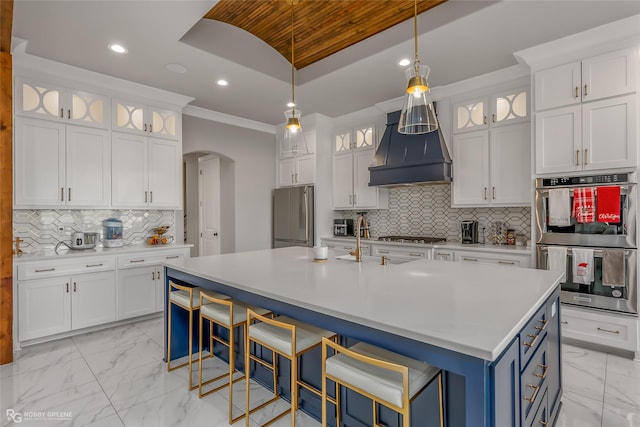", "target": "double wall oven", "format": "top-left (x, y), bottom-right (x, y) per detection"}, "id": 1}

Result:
top-left (536, 172), bottom-right (637, 315)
